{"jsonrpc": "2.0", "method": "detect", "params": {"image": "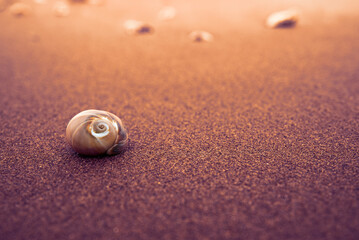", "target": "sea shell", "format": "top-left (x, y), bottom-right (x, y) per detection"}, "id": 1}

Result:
top-left (266, 9), bottom-right (299, 28)
top-left (123, 20), bottom-right (154, 35)
top-left (158, 6), bottom-right (177, 21)
top-left (8, 2), bottom-right (32, 17)
top-left (66, 110), bottom-right (128, 156)
top-left (189, 30), bottom-right (213, 42)
top-left (53, 1), bottom-right (70, 17)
